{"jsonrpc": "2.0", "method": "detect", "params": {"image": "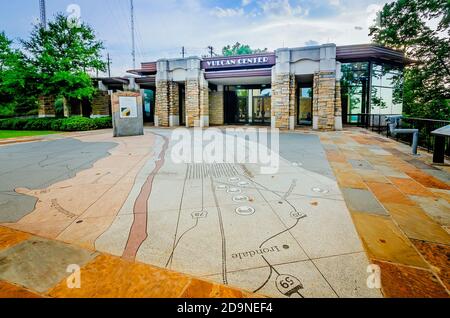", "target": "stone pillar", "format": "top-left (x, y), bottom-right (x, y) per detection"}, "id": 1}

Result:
top-left (169, 81), bottom-right (180, 127)
top-left (155, 59), bottom-right (170, 127)
top-left (199, 76), bottom-right (209, 128)
top-left (312, 44), bottom-right (338, 131)
top-left (271, 48), bottom-right (295, 130)
top-left (155, 80), bottom-right (169, 127)
top-left (185, 79), bottom-right (200, 127)
top-left (271, 73), bottom-right (291, 129)
top-left (313, 71), bottom-right (336, 131)
top-left (289, 74), bottom-right (297, 130)
top-left (334, 80), bottom-right (343, 130)
top-left (209, 85), bottom-right (224, 125)
top-left (38, 96), bottom-right (56, 118)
